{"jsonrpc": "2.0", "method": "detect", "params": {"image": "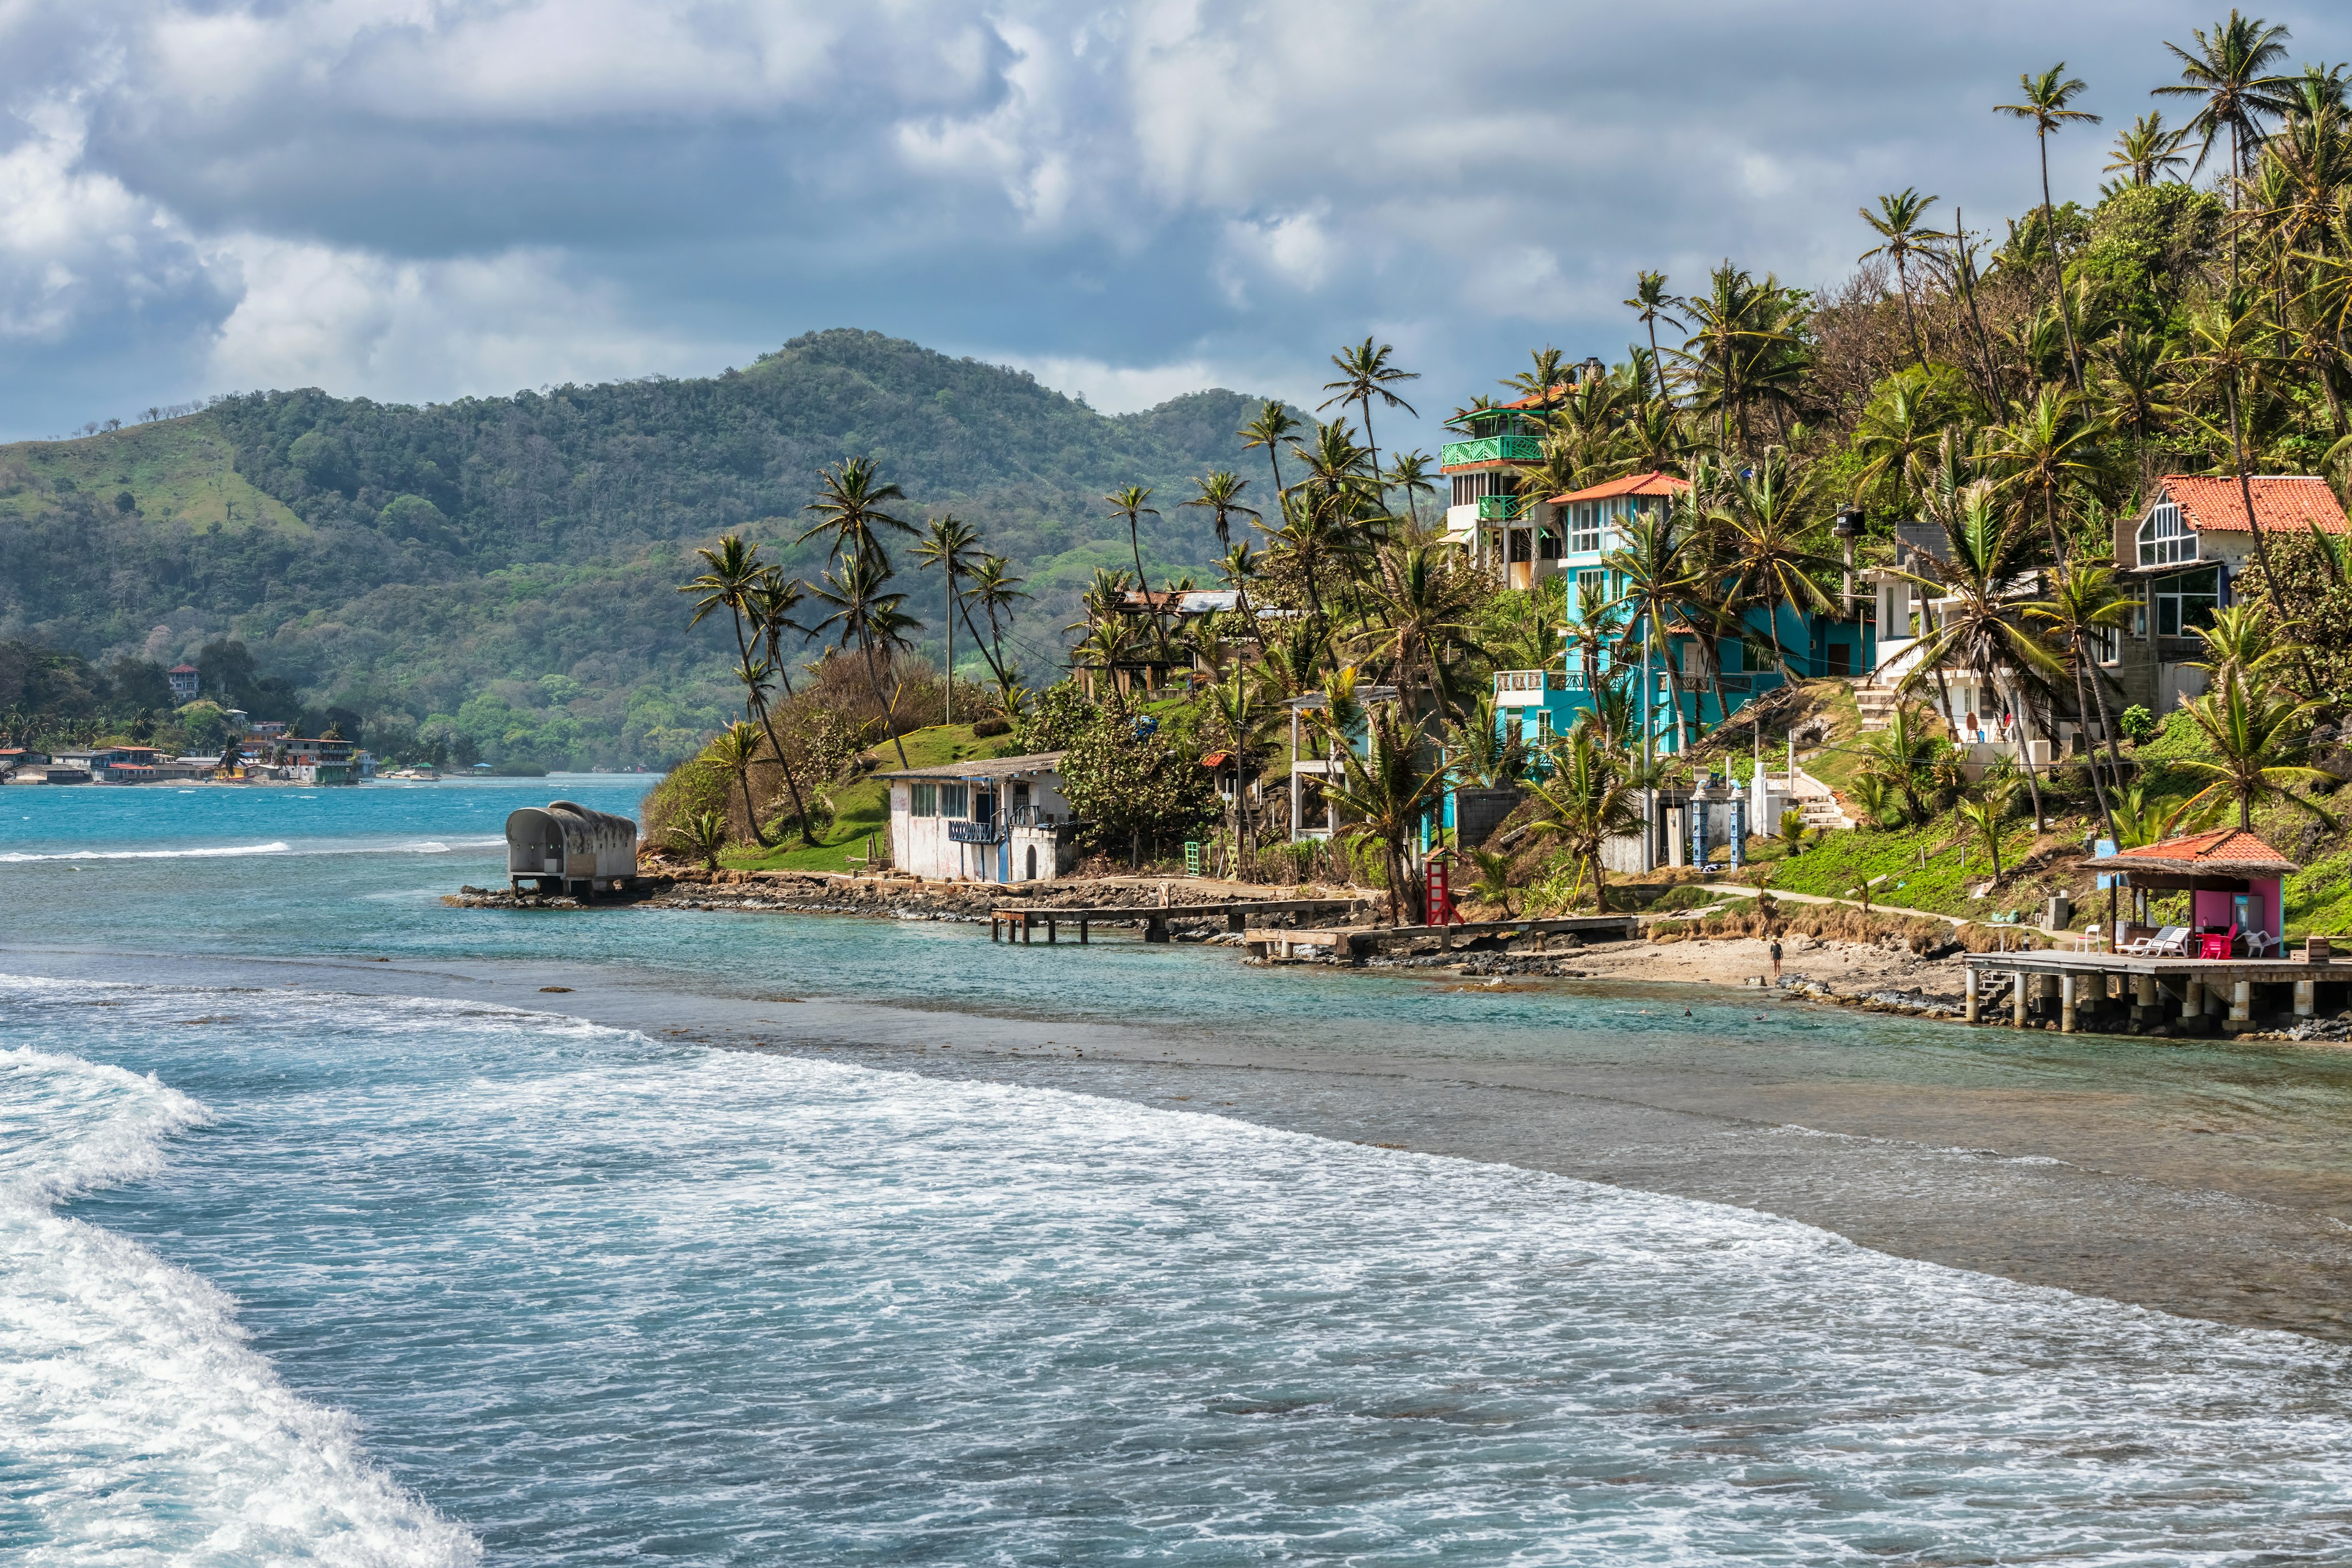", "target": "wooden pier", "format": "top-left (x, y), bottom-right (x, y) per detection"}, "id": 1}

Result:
top-left (1964, 949), bottom-right (2352, 1033)
top-left (1243, 913), bottom-right (1640, 962)
top-left (988, 897), bottom-right (1365, 946)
